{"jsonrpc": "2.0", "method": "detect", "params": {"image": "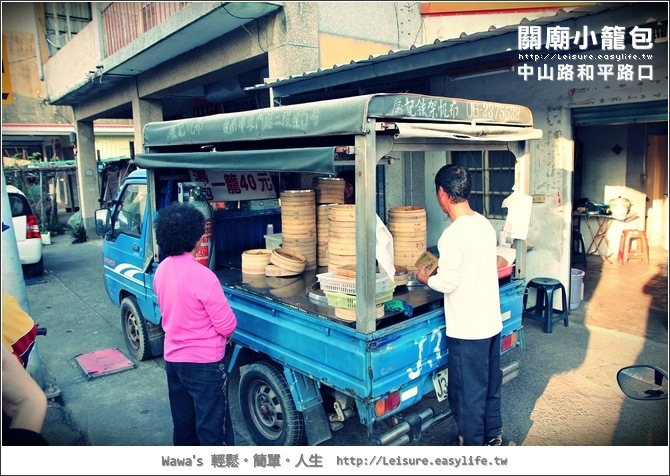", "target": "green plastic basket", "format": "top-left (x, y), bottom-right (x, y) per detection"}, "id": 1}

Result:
top-left (324, 289), bottom-right (394, 310)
